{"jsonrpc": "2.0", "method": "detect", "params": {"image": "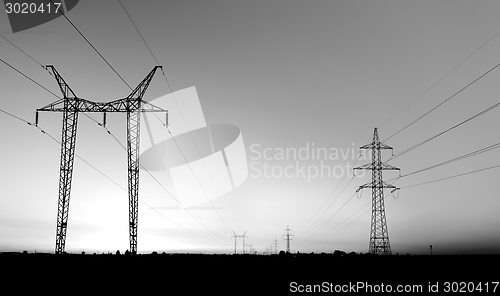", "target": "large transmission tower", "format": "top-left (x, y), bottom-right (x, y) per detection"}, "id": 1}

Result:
top-left (36, 65), bottom-right (167, 254)
top-left (354, 127), bottom-right (400, 255)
